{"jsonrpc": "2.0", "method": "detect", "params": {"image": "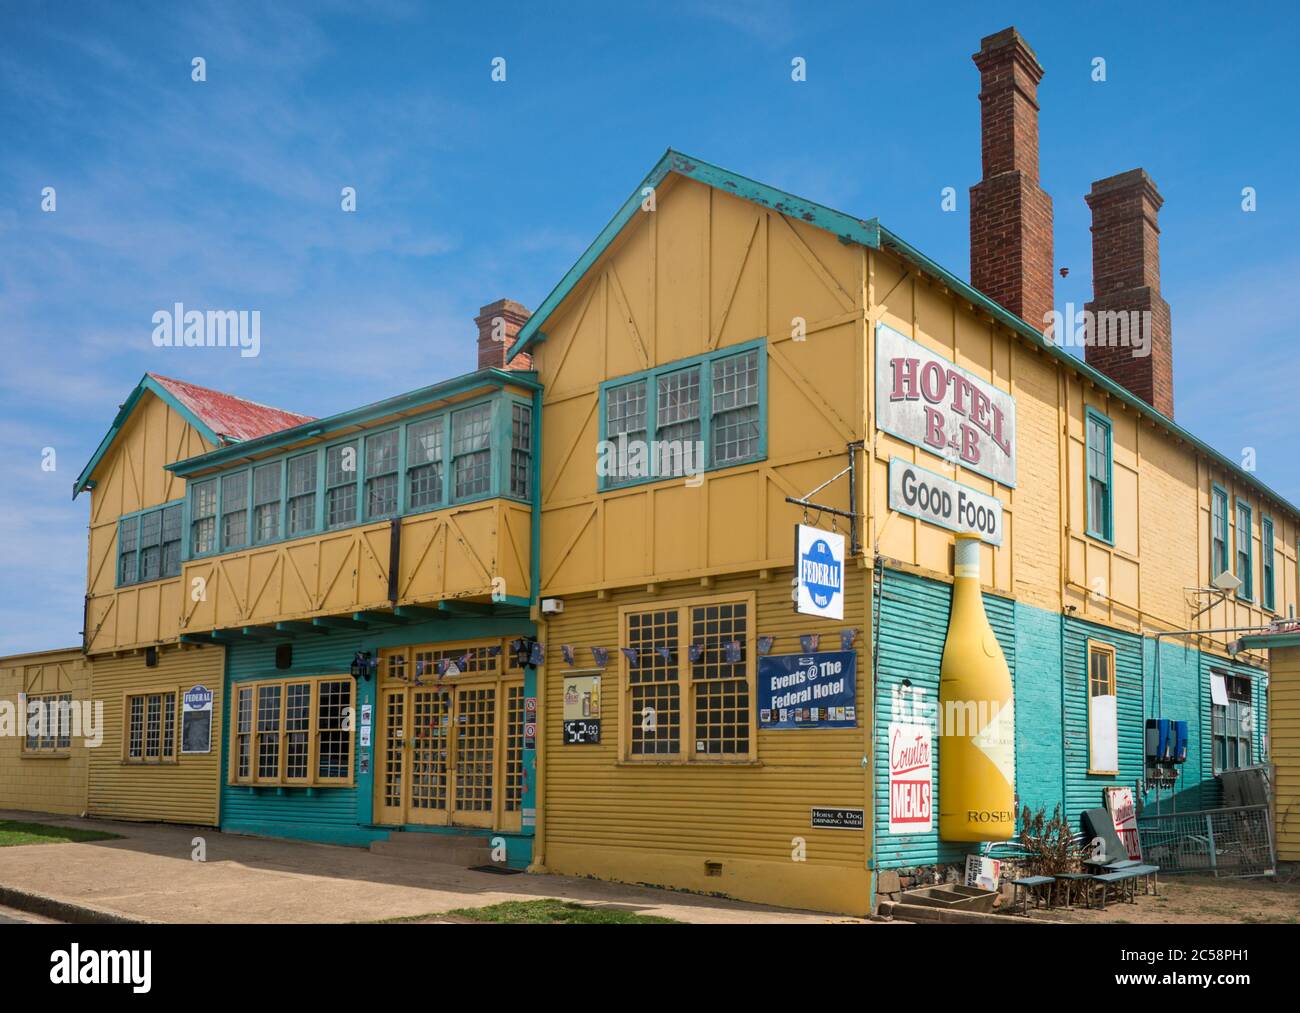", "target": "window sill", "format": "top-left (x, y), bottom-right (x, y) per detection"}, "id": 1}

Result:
top-left (121, 760), bottom-right (179, 766)
top-left (1083, 528), bottom-right (1114, 547)
top-left (21, 751), bottom-right (72, 760)
top-left (614, 759), bottom-right (762, 768)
